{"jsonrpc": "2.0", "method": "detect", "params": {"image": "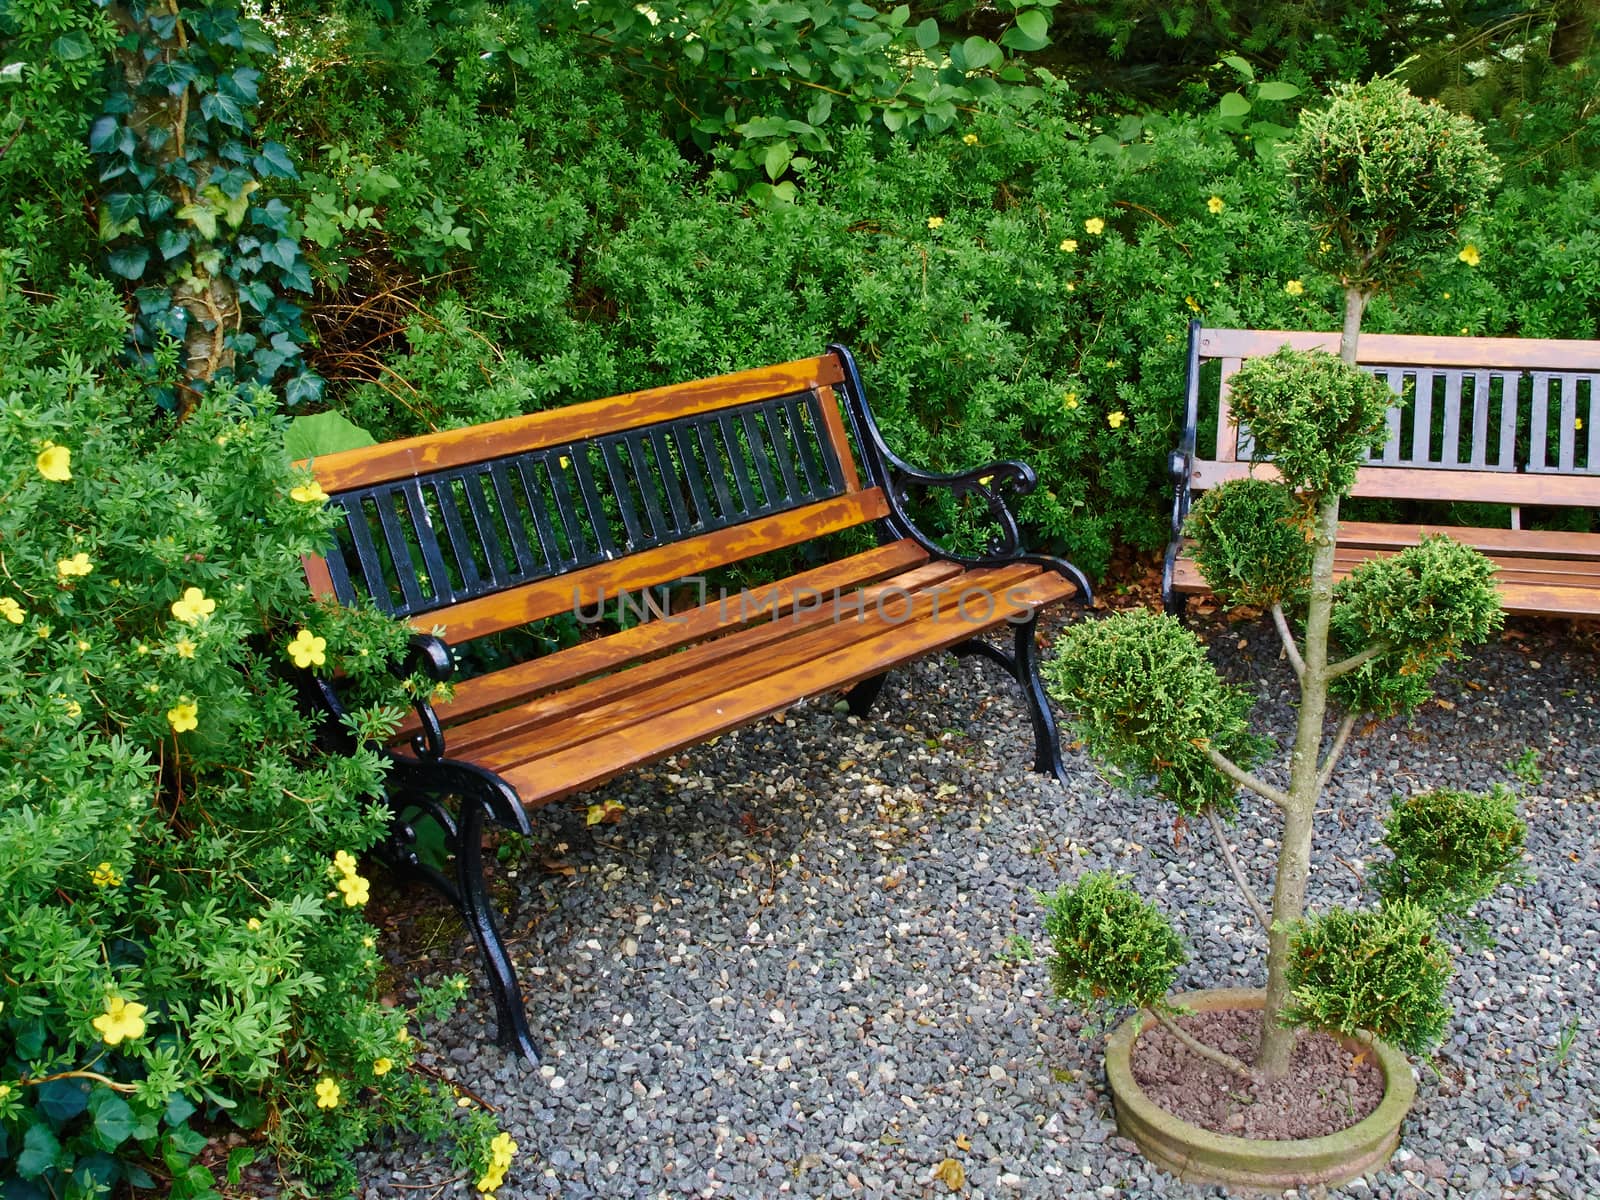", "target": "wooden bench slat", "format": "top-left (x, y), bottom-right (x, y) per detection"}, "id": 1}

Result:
top-left (1336, 523), bottom-right (1600, 559)
top-left (304, 355), bottom-right (849, 492)
top-left (438, 558), bottom-right (977, 760)
top-left (412, 487), bottom-right (892, 641)
top-left (1197, 329), bottom-right (1600, 370)
top-left (1188, 460), bottom-right (1600, 506)
top-left (483, 566), bottom-right (1077, 806)
top-left (402, 540), bottom-right (935, 733)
